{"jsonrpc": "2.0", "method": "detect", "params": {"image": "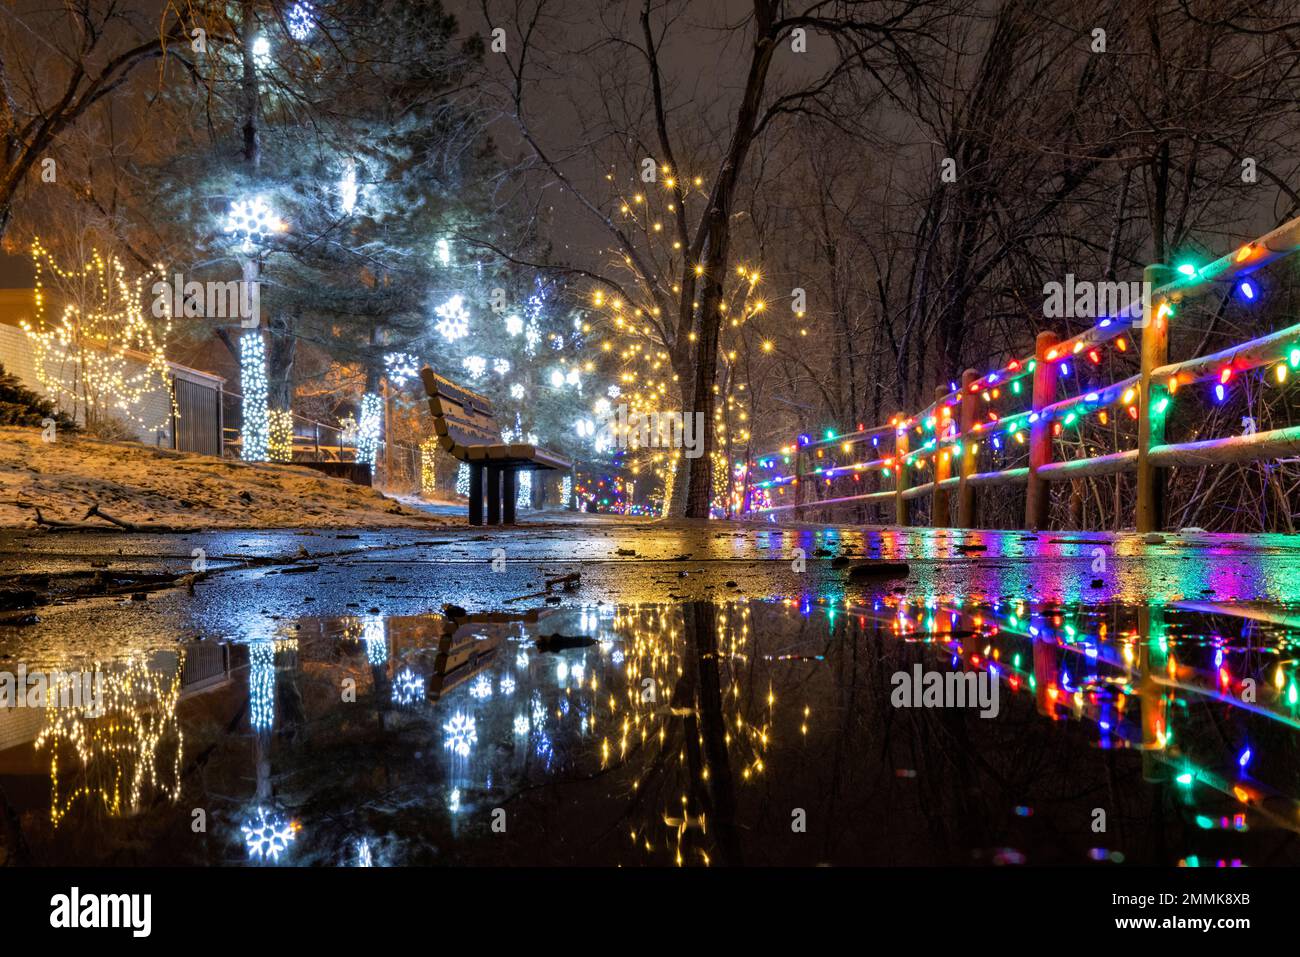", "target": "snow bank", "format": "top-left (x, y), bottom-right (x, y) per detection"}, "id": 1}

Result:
top-left (0, 426), bottom-right (454, 529)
